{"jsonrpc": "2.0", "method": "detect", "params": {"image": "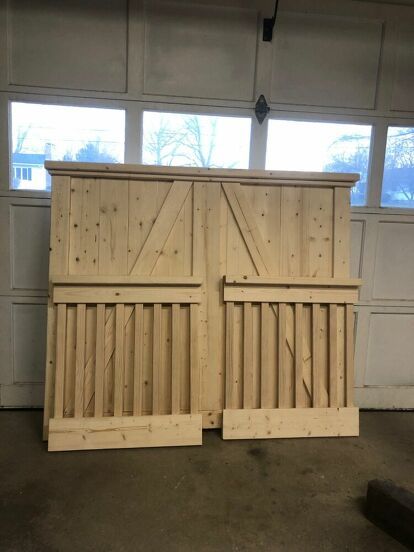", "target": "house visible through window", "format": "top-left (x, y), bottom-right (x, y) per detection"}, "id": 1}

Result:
top-left (10, 102), bottom-right (125, 191)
